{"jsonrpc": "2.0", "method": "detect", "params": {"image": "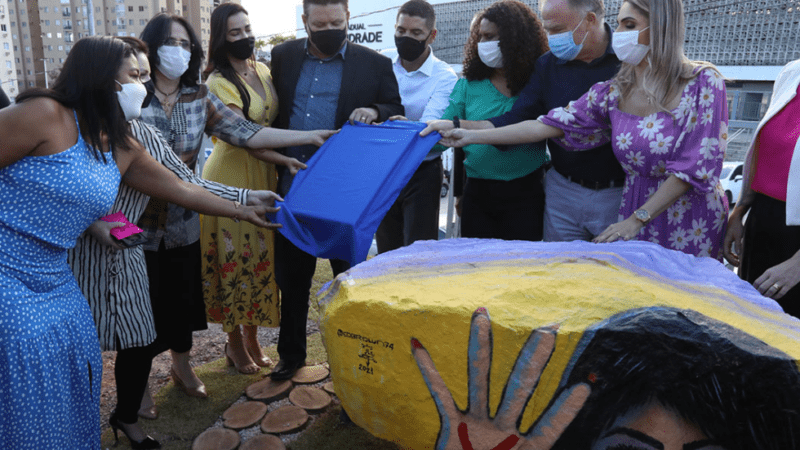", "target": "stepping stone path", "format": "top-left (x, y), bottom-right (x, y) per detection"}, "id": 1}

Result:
top-left (245, 378), bottom-right (293, 403)
top-left (192, 428), bottom-right (240, 450)
top-left (260, 405), bottom-right (309, 434)
top-left (193, 364), bottom-right (334, 449)
top-left (240, 434), bottom-right (286, 450)
top-left (289, 386), bottom-right (332, 412)
top-left (223, 401), bottom-right (269, 430)
top-left (291, 365), bottom-right (330, 384)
